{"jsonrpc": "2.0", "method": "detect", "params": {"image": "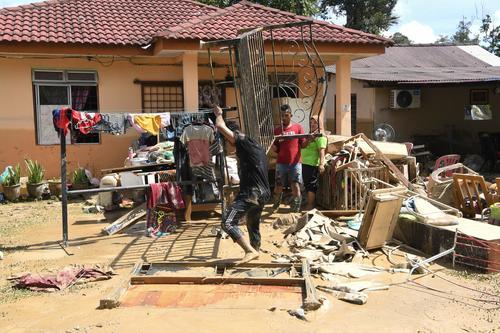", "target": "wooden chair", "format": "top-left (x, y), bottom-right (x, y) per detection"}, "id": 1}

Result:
top-left (452, 173), bottom-right (493, 218)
